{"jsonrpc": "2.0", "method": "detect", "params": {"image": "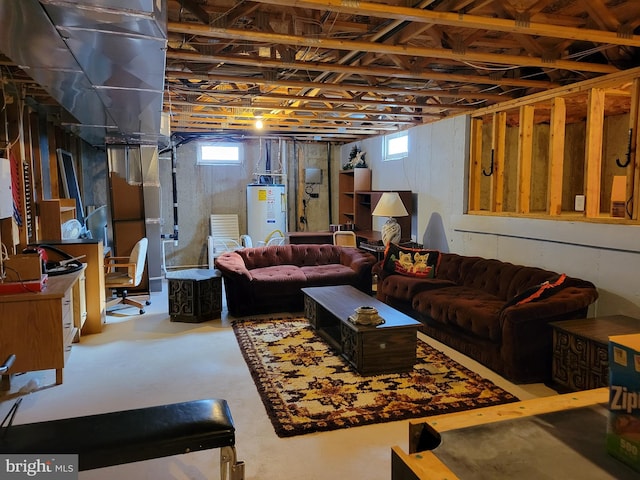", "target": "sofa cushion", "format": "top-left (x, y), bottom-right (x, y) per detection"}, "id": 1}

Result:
top-left (290, 244), bottom-right (343, 266)
top-left (379, 275), bottom-right (457, 302)
top-left (248, 265), bottom-right (307, 299)
top-left (238, 246), bottom-right (296, 269)
top-left (460, 258), bottom-right (560, 301)
top-left (300, 264), bottom-right (359, 286)
top-left (382, 244), bottom-right (440, 278)
top-left (413, 286), bottom-right (504, 342)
